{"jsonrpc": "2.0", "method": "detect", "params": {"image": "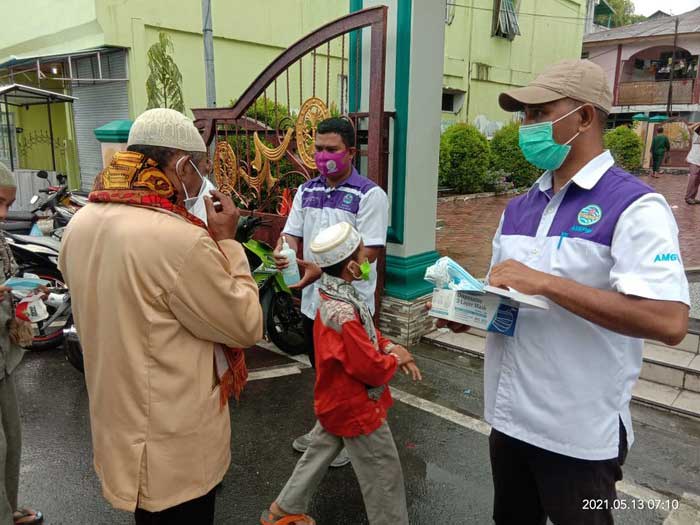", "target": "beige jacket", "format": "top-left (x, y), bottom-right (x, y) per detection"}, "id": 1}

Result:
top-left (58, 203), bottom-right (262, 512)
